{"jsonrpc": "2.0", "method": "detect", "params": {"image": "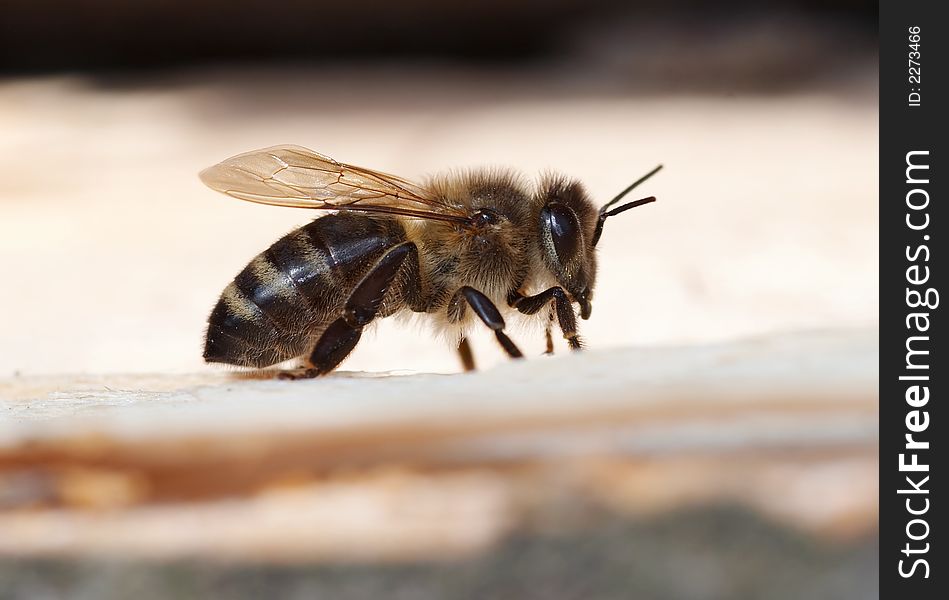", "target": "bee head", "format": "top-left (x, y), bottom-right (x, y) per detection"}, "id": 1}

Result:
top-left (537, 166), bottom-right (661, 320)
top-left (537, 177), bottom-right (598, 319)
